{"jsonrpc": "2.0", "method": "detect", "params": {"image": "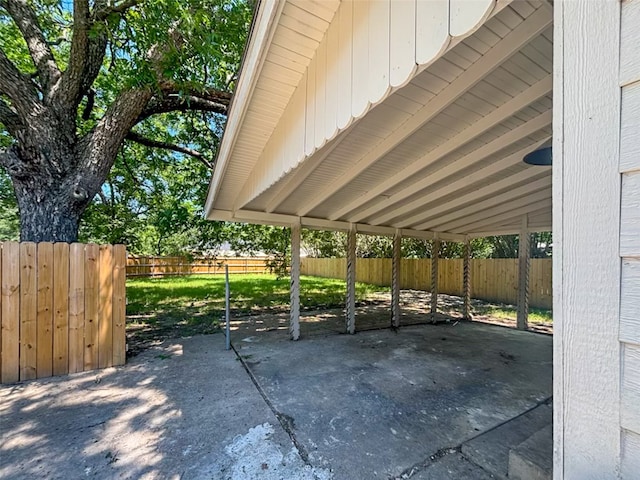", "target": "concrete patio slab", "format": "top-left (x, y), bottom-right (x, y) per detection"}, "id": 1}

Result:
top-left (0, 335), bottom-right (329, 480)
top-left (235, 321), bottom-right (552, 479)
top-left (1, 321), bottom-right (552, 479)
